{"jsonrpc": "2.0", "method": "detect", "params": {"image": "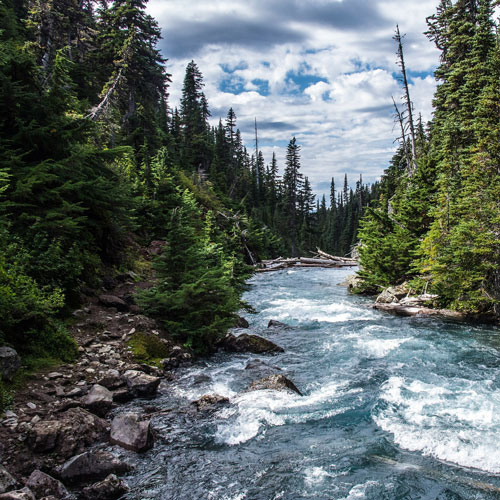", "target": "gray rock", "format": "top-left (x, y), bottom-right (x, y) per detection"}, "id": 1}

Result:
top-left (82, 474), bottom-right (128, 500)
top-left (0, 488), bottom-right (35, 500)
top-left (81, 384), bottom-right (113, 417)
top-left (220, 334), bottom-right (284, 354)
top-left (248, 374), bottom-right (302, 396)
top-left (98, 295), bottom-right (129, 312)
top-left (267, 320), bottom-right (291, 329)
top-left (0, 466), bottom-right (17, 494)
top-left (122, 370), bottom-right (160, 398)
top-left (111, 388), bottom-right (133, 403)
top-left (97, 370), bottom-right (123, 390)
top-left (110, 413), bottom-right (153, 452)
top-left (0, 347), bottom-right (21, 382)
top-left (28, 407), bottom-right (108, 458)
top-left (25, 470), bottom-right (69, 499)
top-left (192, 394), bottom-right (230, 412)
top-left (57, 451), bottom-right (131, 484)
top-left (244, 359), bottom-right (282, 377)
top-left (376, 284), bottom-right (409, 304)
top-left (236, 316), bottom-right (249, 328)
